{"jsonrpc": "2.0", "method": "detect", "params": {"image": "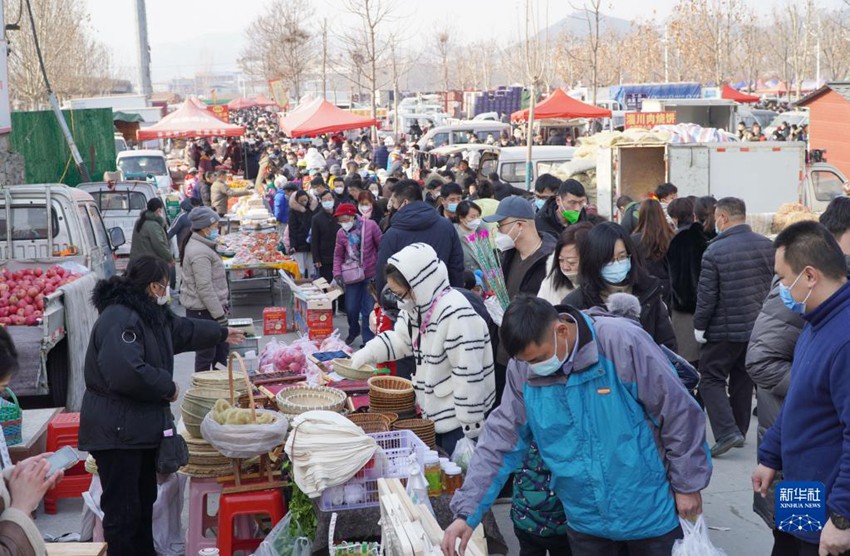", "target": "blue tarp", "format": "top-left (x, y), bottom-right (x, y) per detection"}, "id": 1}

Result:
top-left (609, 83), bottom-right (703, 111)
